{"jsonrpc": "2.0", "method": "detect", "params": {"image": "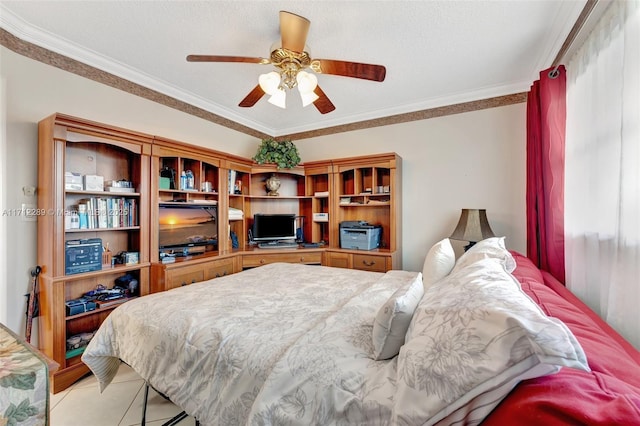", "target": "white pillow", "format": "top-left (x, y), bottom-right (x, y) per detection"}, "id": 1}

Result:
top-left (453, 236), bottom-right (516, 273)
top-left (393, 256), bottom-right (589, 426)
top-left (421, 238), bottom-right (455, 289)
top-left (372, 274), bottom-right (424, 360)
